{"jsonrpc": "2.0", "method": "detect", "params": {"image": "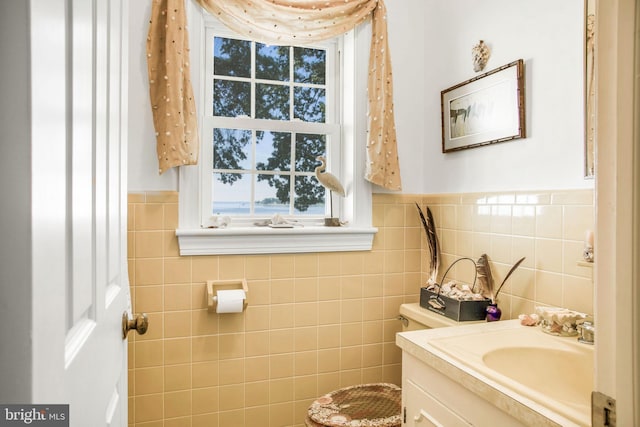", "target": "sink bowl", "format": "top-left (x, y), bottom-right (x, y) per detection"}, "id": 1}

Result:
top-left (427, 323), bottom-right (594, 426)
top-left (483, 346), bottom-right (593, 408)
